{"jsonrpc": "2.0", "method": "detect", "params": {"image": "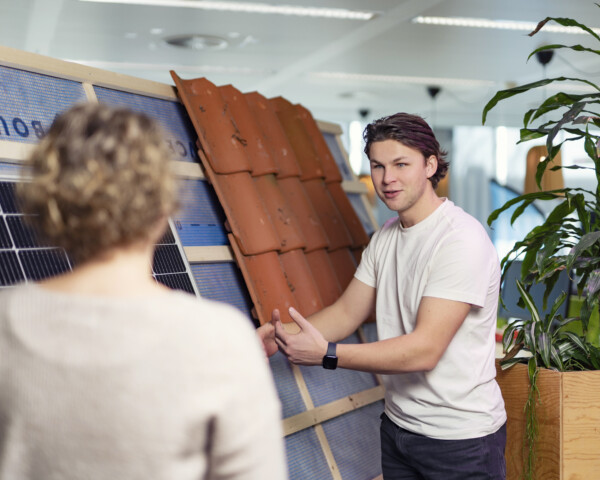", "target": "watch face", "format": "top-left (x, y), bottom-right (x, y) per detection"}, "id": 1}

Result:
top-left (323, 355), bottom-right (338, 370)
